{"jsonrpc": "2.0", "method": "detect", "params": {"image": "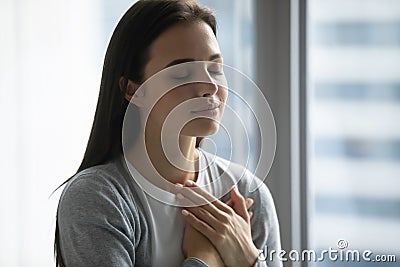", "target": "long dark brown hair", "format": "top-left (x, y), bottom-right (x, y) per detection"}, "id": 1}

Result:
top-left (54, 0), bottom-right (216, 266)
